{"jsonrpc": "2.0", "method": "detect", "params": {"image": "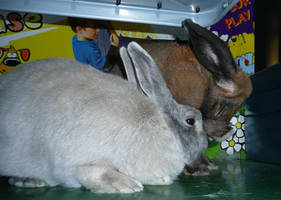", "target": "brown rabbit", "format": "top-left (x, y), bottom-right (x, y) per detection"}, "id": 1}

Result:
top-left (136, 19), bottom-right (252, 174)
